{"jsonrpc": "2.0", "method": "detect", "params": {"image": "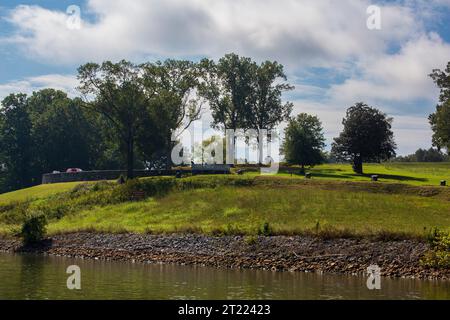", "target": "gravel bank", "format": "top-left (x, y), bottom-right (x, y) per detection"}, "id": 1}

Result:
top-left (0, 232), bottom-right (448, 280)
